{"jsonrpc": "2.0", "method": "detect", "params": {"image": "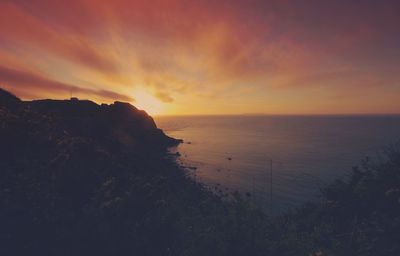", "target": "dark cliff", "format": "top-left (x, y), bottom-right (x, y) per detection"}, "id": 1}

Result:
top-left (0, 89), bottom-right (181, 151)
